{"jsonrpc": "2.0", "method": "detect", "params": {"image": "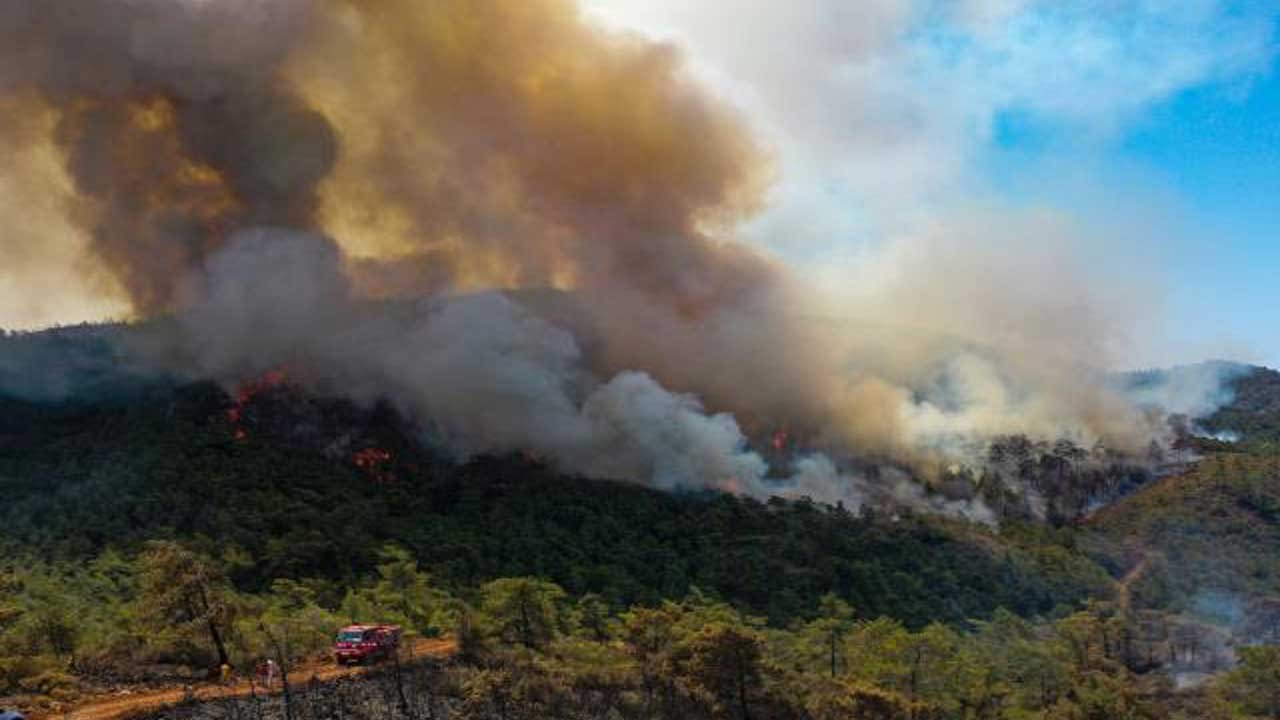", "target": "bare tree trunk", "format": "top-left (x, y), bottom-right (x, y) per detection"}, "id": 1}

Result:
top-left (208, 617), bottom-right (231, 667)
top-left (193, 584), bottom-right (231, 668)
top-left (260, 622), bottom-right (294, 720)
top-left (392, 642), bottom-right (411, 718)
top-left (829, 633), bottom-right (837, 678)
top-left (248, 672), bottom-right (261, 720)
top-left (519, 597), bottom-right (534, 648)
